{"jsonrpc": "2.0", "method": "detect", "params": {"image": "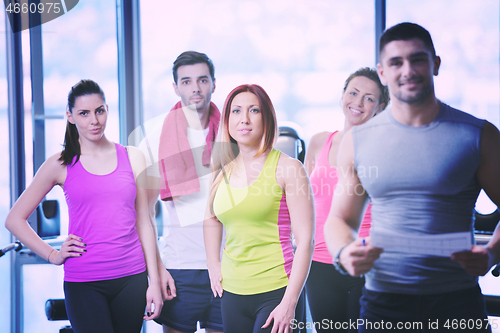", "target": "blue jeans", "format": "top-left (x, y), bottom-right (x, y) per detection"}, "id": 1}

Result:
top-left (359, 285), bottom-right (491, 332)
